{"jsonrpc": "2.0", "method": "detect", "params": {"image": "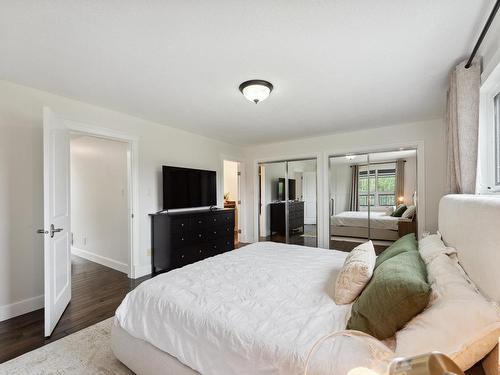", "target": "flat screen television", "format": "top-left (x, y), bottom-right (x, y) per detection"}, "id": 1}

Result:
top-left (277, 178), bottom-right (296, 201)
top-left (162, 166), bottom-right (217, 210)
